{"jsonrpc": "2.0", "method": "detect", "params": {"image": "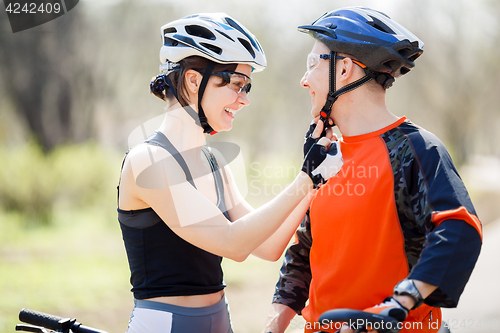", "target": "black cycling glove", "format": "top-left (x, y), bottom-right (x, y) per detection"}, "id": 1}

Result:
top-left (302, 141), bottom-right (343, 187)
